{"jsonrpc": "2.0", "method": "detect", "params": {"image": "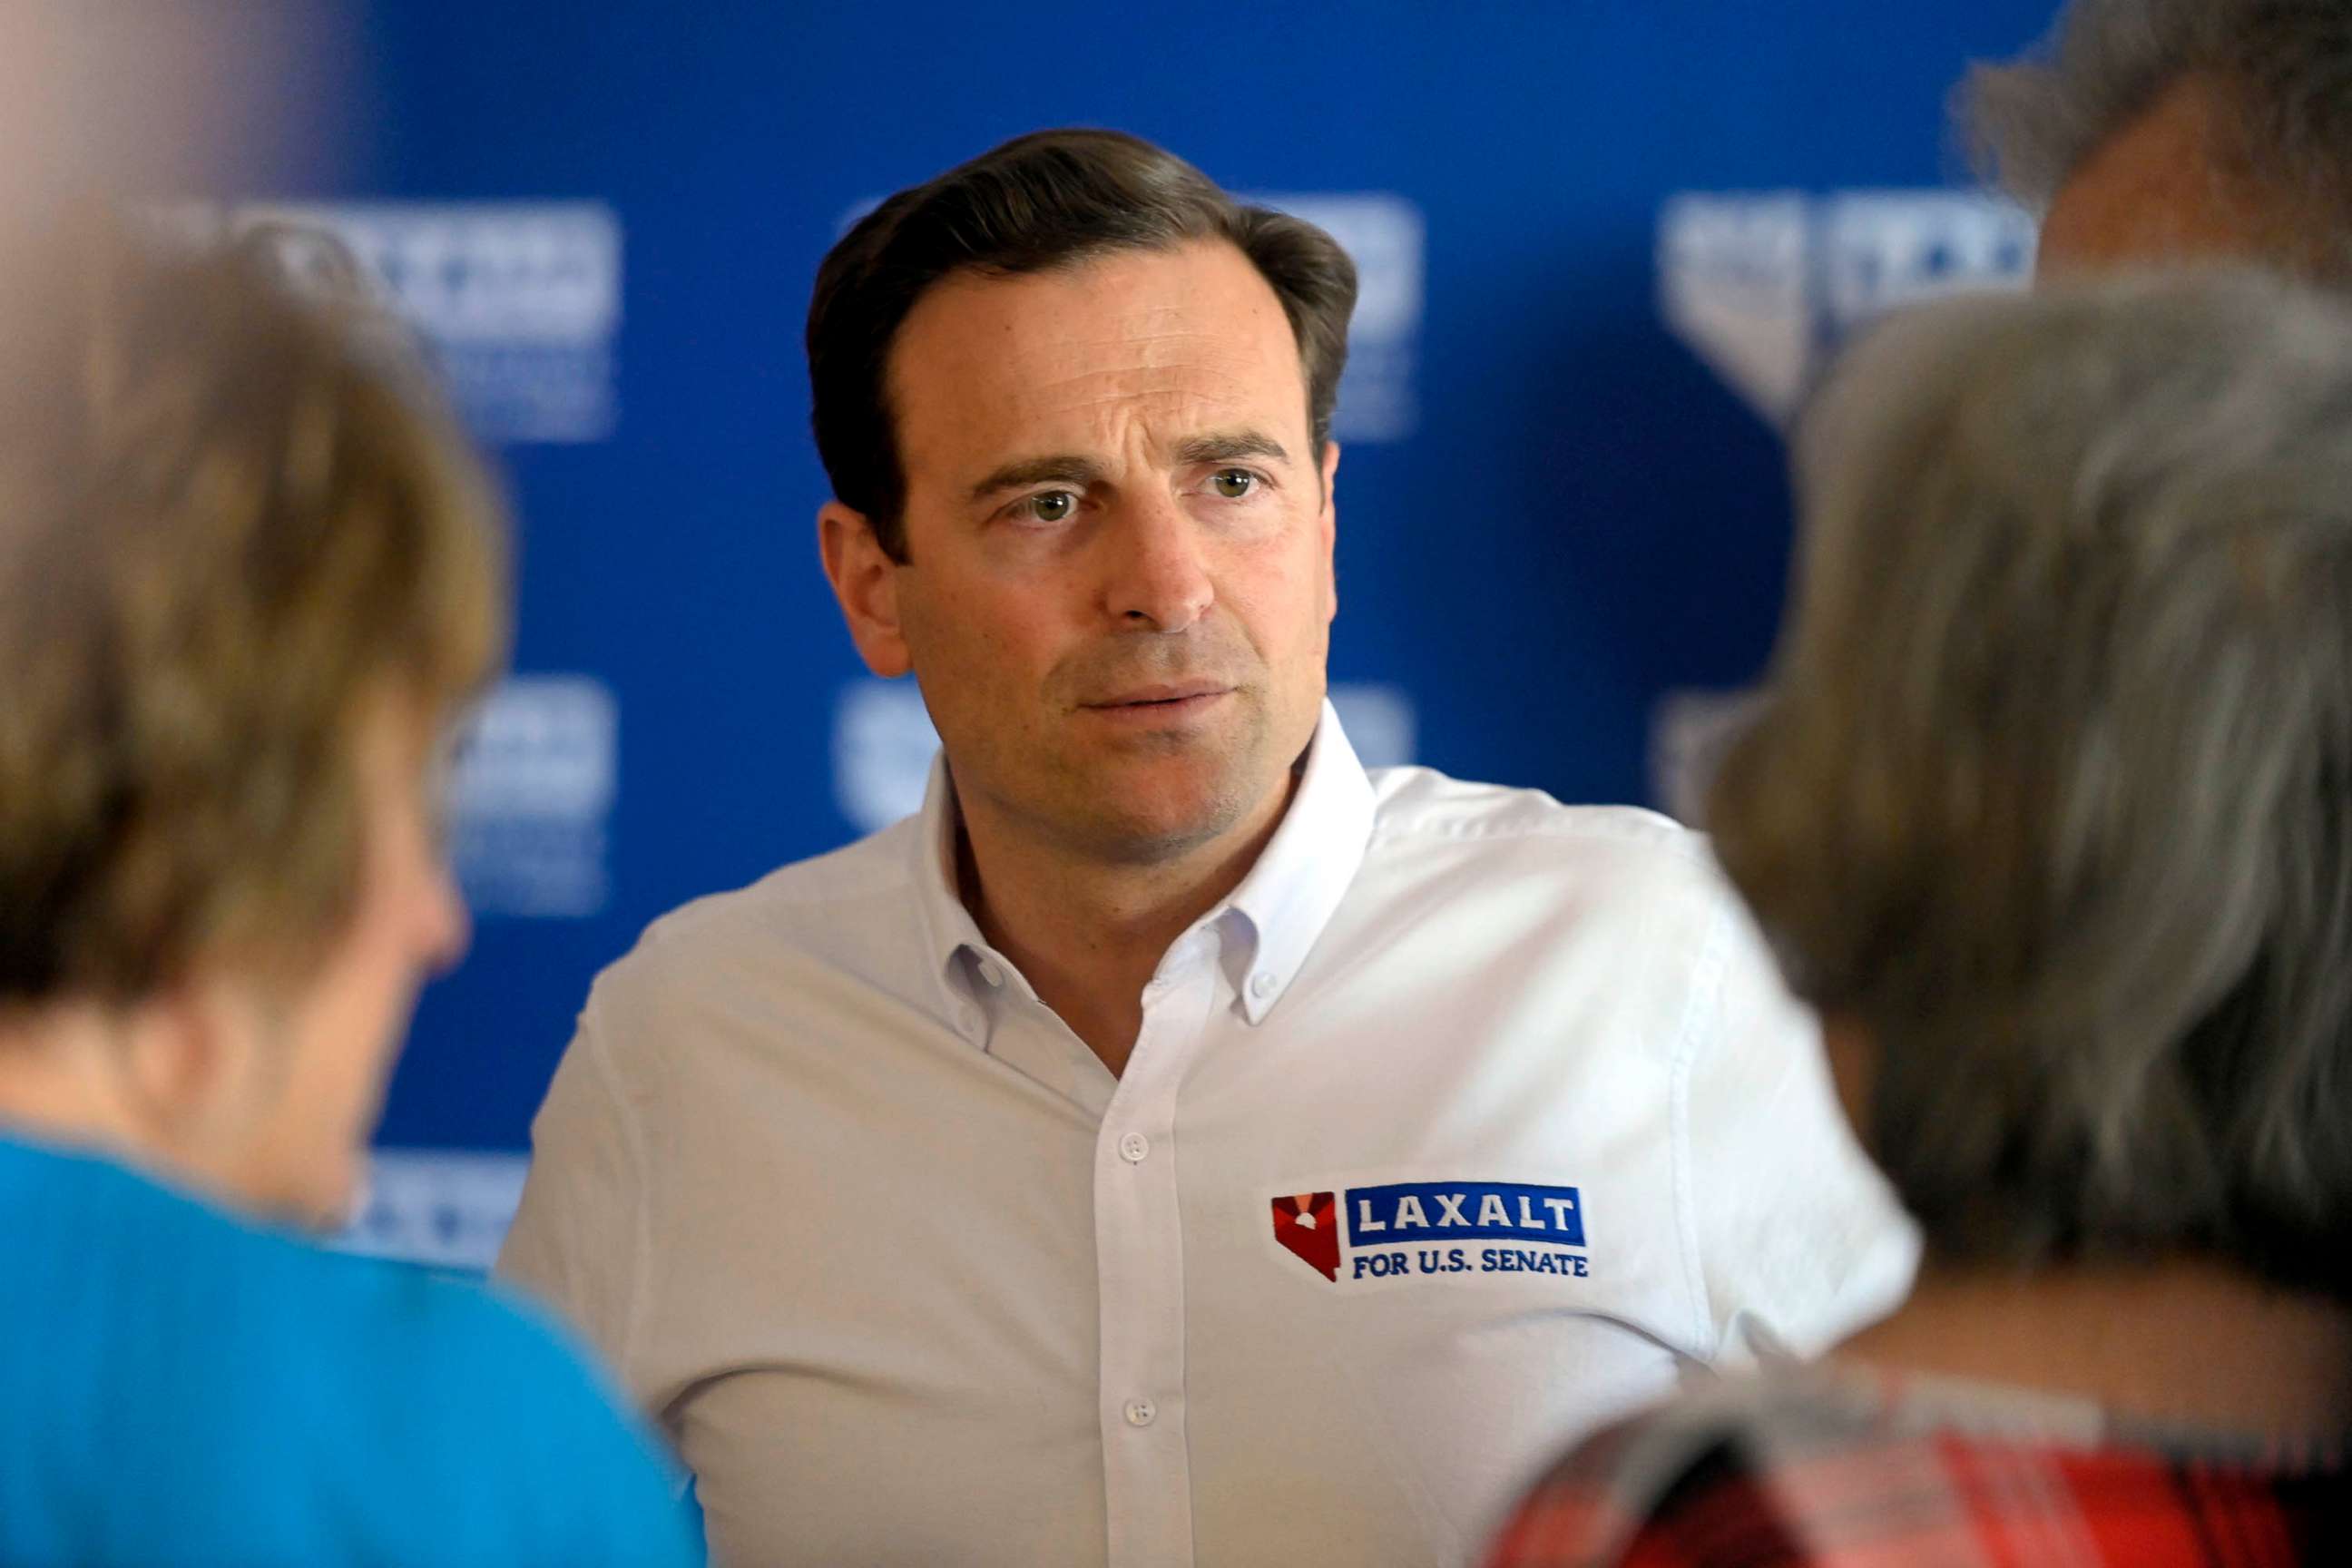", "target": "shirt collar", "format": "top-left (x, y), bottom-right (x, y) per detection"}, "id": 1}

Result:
top-left (907, 756), bottom-right (995, 1035)
top-left (1217, 699), bottom-right (1376, 1023)
top-left (905, 697), bottom-right (1377, 1034)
